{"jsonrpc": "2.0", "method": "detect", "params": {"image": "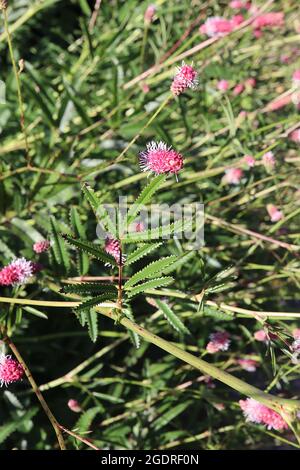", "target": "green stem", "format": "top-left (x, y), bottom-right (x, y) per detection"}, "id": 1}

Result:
top-left (3, 8), bottom-right (30, 165)
top-left (95, 308), bottom-right (300, 413)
